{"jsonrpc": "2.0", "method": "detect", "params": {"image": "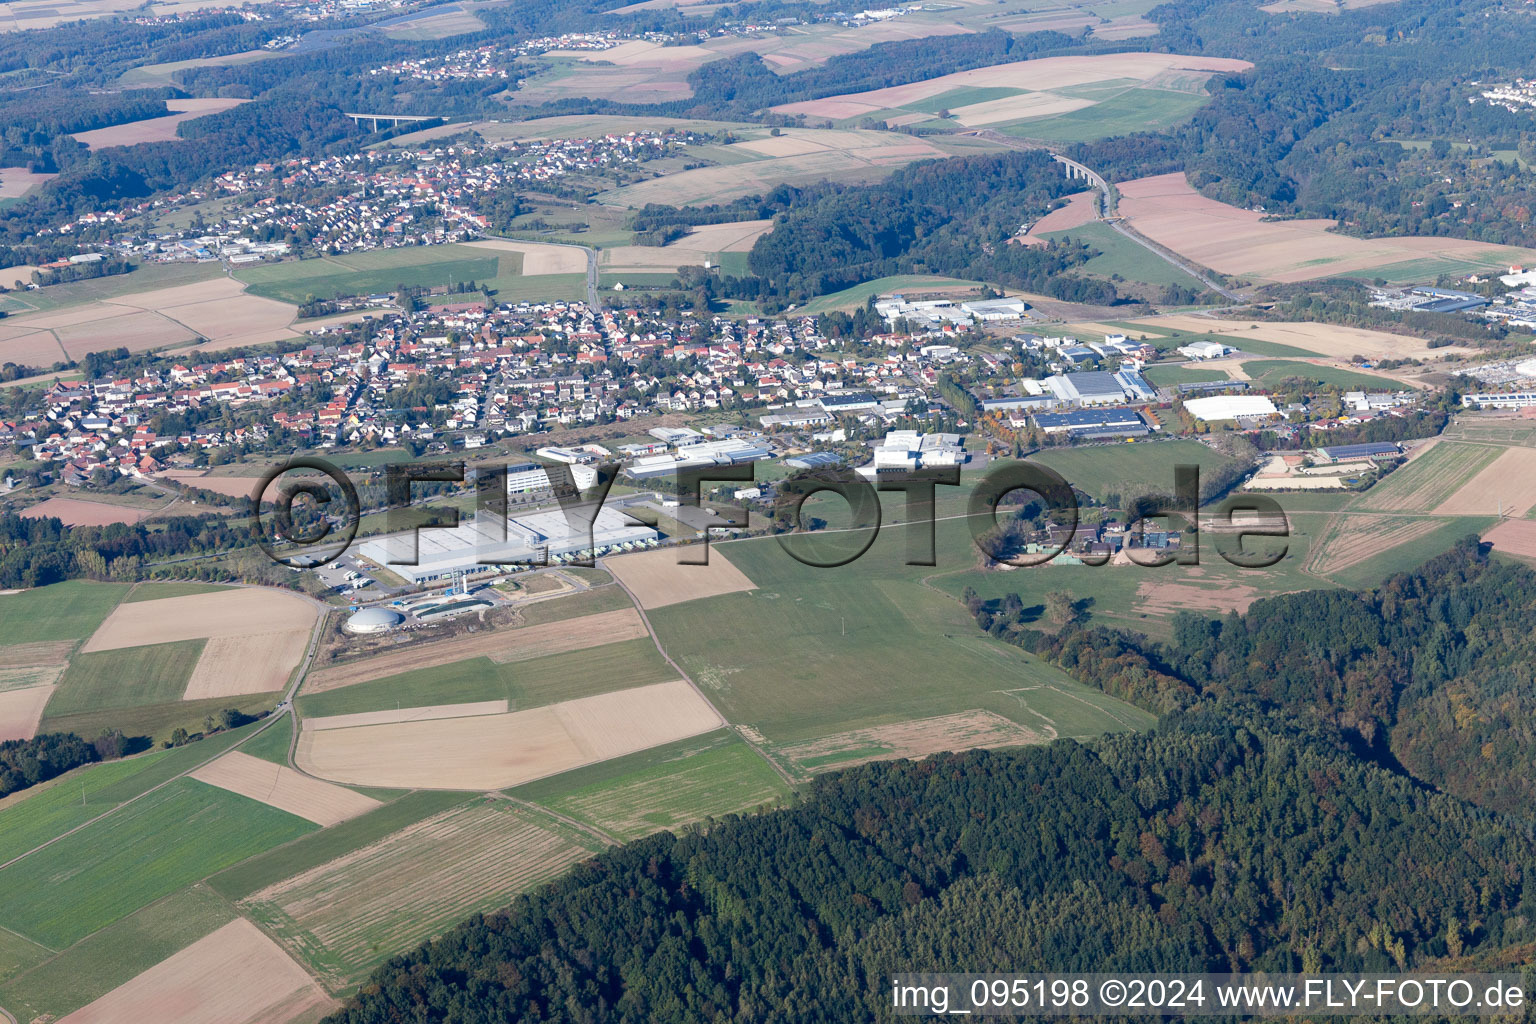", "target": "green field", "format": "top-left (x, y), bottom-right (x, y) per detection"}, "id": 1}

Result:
top-left (0, 724), bottom-right (261, 867)
top-left (1321, 514), bottom-right (1495, 590)
top-left (517, 583), bottom-right (636, 623)
top-left (44, 639), bottom-right (205, 717)
top-left (514, 730), bottom-right (791, 841)
top-left (908, 85), bottom-right (1027, 114)
top-left (238, 714), bottom-right (294, 765)
top-left (207, 789), bottom-right (473, 902)
top-left (1143, 364), bottom-right (1228, 387)
top-left (794, 274), bottom-right (990, 314)
top-left (39, 691), bottom-right (276, 749)
top-left (0, 777), bottom-right (314, 948)
top-left (996, 87), bottom-right (1210, 143)
top-left (0, 885), bottom-right (235, 1022)
top-left (653, 522), bottom-right (1154, 747)
top-left (0, 261), bottom-right (224, 316)
top-left (1043, 221), bottom-right (1207, 292)
top-left (121, 582), bottom-right (234, 603)
top-left (1242, 359), bottom-right (1399, 390)
top-left (295, 637), bottom-right (675, 718)
top-left (1030, 439), bottom-right (1237, 503)
top-left (0, 581), bottom-right (128, 645)
top-left (1353, 442), bottom-right (1498, 513)
top-left (0, 926), bottom-right (51, 987)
